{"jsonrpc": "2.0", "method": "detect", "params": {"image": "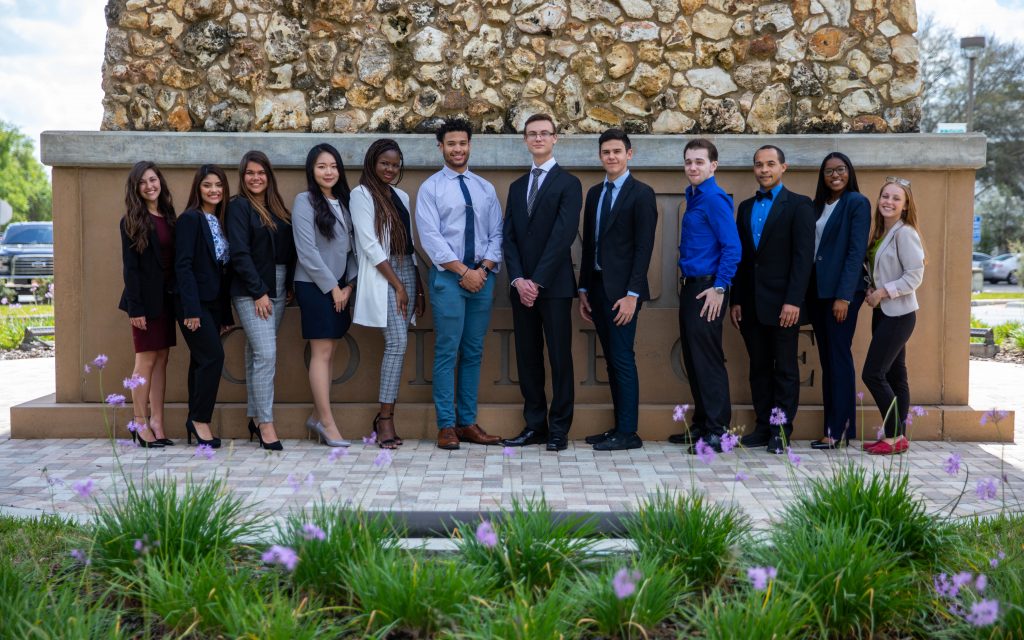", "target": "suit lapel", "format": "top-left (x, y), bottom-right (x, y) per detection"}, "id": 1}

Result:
top-left (601, 175), bottom-right (634, 238)
top-left (874, 220), bottom-right (903, 274)
top-left (817, 194), bottom-right (847, 255)
top-left (755, 187), bottom-right (788, 255)
top-left (528, 164), bottom-right (561, 225)
top-left (199, 213), bottom-right (217, 260)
